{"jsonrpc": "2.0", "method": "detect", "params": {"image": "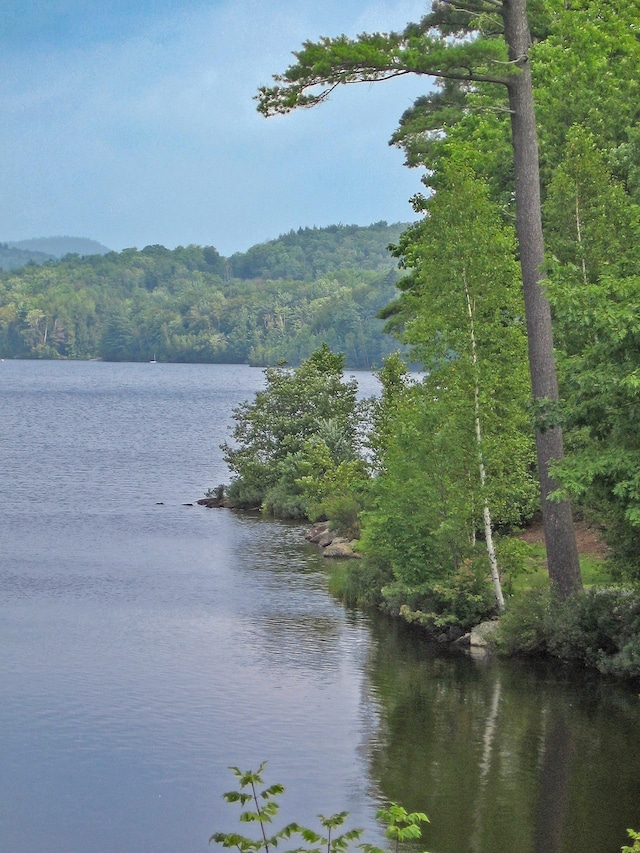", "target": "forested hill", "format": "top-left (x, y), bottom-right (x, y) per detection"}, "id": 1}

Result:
top-left (7, 236), bottom-right (111, 260)
top-left (0, 222), bottom-right (408, 368)
top-left (0, 237), bottom-right (112, 271)
top-left (227, 221), bottom-right (407, 280)
top-left (0, 242), bottom-right (55, 271)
